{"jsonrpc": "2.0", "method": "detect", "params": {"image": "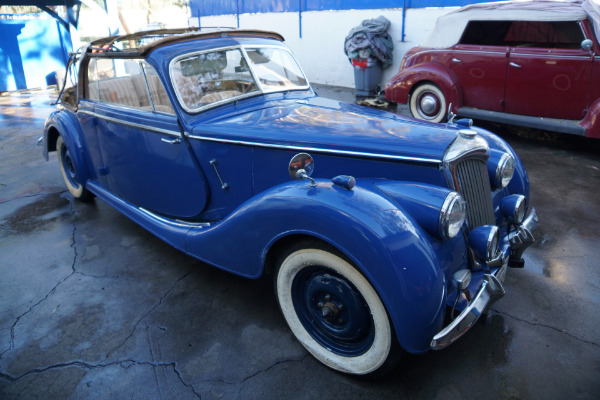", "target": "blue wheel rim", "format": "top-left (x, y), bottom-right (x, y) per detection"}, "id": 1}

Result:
top-left (291, 266), bottom-right (375, 357)
top-left (60, 143), bottom-right (79, 187)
